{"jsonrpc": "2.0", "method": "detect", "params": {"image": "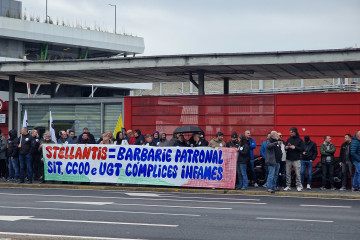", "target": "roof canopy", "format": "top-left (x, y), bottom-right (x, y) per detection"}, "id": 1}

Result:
top-left (0, 48), bottom-right (360, 85)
